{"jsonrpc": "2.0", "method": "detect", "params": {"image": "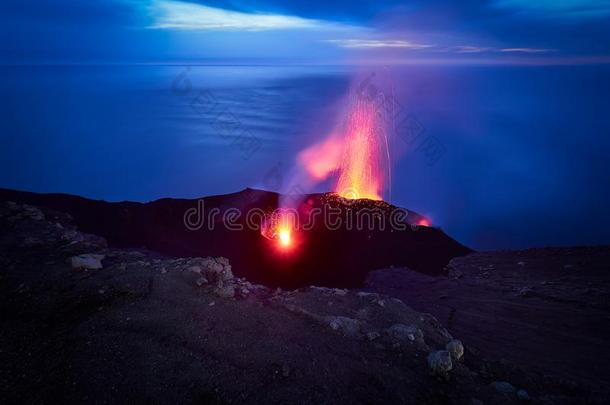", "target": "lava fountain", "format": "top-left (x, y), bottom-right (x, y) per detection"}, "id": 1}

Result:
top-left (298, 86), bottom-right (391, 201)
top-left (334, 93), bottom-right (390, 200)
